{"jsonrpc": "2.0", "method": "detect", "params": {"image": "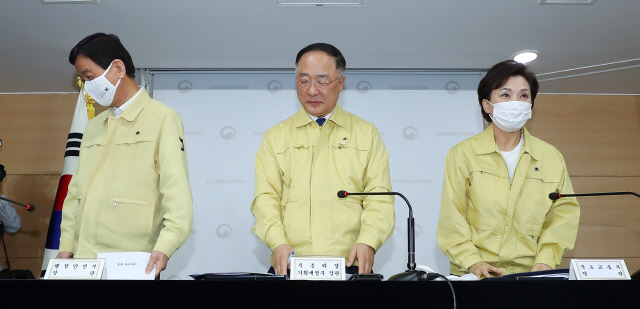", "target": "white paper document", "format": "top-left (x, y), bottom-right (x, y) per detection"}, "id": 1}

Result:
top-left (97, 252), bottom-right (156, 280)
